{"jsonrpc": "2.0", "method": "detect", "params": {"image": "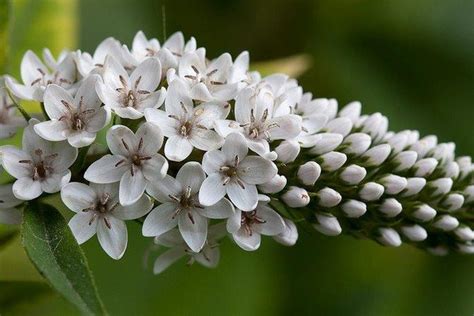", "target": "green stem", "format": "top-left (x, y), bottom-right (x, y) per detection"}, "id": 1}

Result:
top-left (5, 88), bottom-right (31, 121)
